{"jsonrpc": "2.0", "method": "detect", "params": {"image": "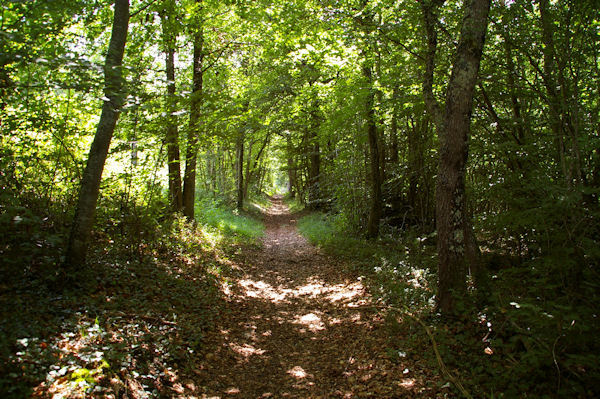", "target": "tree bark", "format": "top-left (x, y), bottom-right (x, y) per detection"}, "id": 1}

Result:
top-left (161, 1), bottom-right (183, 212)
top-left (364, 63), bottom-right (382, 239)
top-left (182, 1), bottom-right (203, 220)
top-left (389, 88), bottom-right (399, 164)
top-left (236, 133), bottom-right (244, 211)
top-left (407, 116), bottom-right (422, 218)
top-left (420, 0), bottom-right (446, 134)
top-left (64, 0), bottom-right (129, 270)
top-left (435, 0), bottom-right (490, 314)
top-left (307, 94), bottom-right (321, 210)
top-left (245, 133), bottom-right (270, 195)
top-left (307, 136), bottom-right (321, 209)
top-left (243, 139), bottom-right (253, 198)
top-left (287, 135), bottom-right (297, 198)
